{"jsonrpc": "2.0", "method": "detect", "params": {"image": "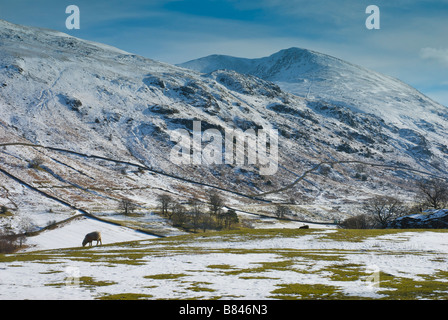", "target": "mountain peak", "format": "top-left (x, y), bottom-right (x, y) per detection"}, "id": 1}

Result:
top-left (179, 47), bottom-right (447, 126)
top-left (273, 47), bottom-right (313, 56)
top-left (267, 47), bottom-right (339, 67)
top-left (179, 47), bottom-right (349, 85)
top-left (179, 47), bottom-right (319, 75)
